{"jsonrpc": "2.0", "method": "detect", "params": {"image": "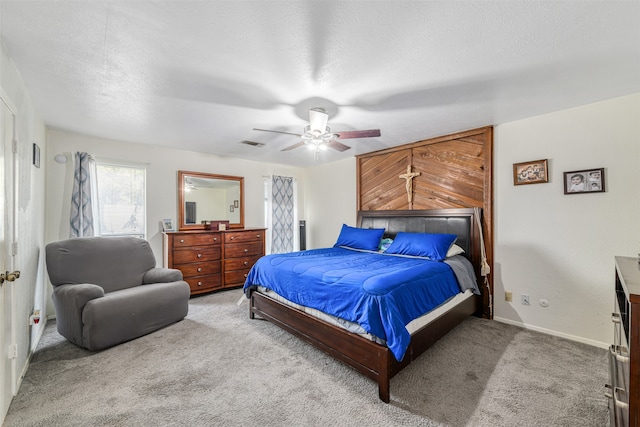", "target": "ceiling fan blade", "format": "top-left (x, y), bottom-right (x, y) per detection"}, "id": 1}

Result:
top-left (327, 140), bottom-right (351, 152)
top-left (281, 141), bottom-right (306, 152)
top-left (334, 129), bottom-right (381, 139)
top-left (253, 128), bottom-right (301, 137)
